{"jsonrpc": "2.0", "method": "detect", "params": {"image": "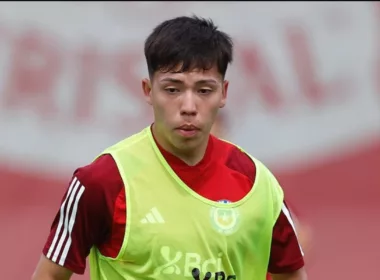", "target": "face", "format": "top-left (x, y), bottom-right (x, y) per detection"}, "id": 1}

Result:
top-left (142, 65), bottom-right (229, 152)
top-left (210, 114), bottom-right (226, 138)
